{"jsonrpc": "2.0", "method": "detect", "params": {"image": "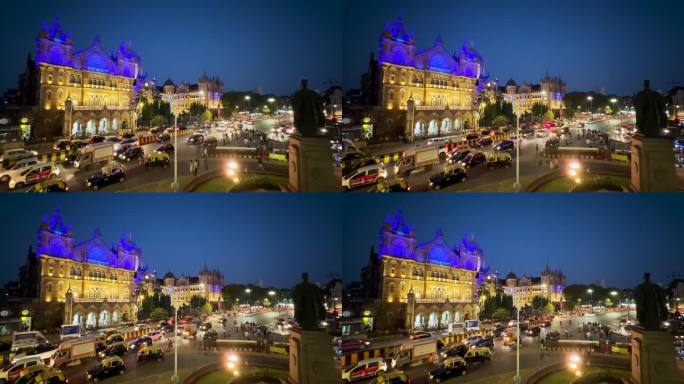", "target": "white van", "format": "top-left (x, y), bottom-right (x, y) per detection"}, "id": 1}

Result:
top-left (465, 319), bottom-right (480, 332)
top-left (60, 324), bottom-right (86, 341)
top-left (11, 331), bottom-right (48, 352)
